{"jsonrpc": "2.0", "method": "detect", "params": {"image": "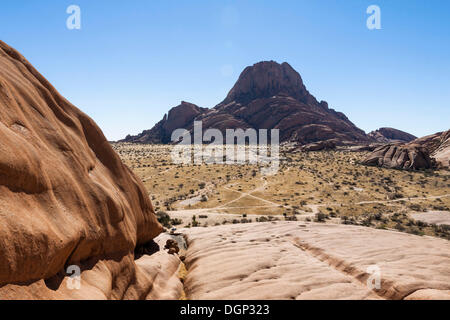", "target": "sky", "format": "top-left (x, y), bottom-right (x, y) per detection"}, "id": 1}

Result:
top-left (1, 0), bottom-right (449, 141)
